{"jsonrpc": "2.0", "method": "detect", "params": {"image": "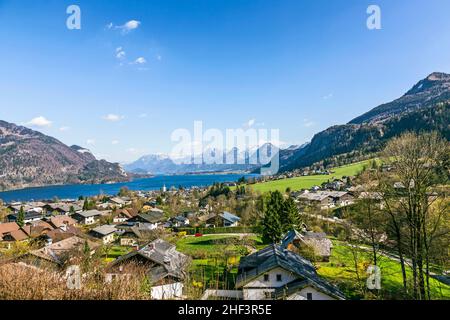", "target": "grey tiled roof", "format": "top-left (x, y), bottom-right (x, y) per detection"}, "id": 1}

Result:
top-left (236, 244), bottom-right (345, 300)
top-left (91, 225), bottom-right (117, 236)
top-left (77, 210), bottom-right (103, 218)
top-left (110, 239), bottom-right (190, 283)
